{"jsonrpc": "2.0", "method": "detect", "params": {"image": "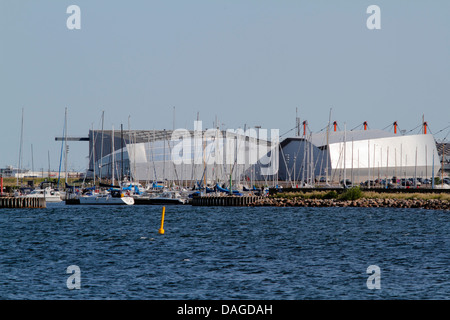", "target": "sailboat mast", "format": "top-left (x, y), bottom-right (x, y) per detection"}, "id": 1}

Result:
top-left (414, 146), bottom-right (418, 187)
top-left (432, 152), bottom-right (435, 189)
top-left (133, 132), bottom-right (137, 185)
top-left (112, 125), bottom-right (115, 187)
top-left (17, 108), bottom-right (24, 186)
top-left (92, 123), bottom-right (96, 188)
top-left (57, 109), bottom-right (66, 189)
top-left (121, 124), bottom-right (124, 181)
top-left (163, 129), bottom-right (166, 183)
top-left (373, 144), bottom-right (376, 183)
top-left (48, 150), bottom-right (51, 181)
top-left (31, 144), bottom-right (34, 185)
top-left (368, 140), bottom-right (370, 189)
top-left (146, 132), bottom-right (150, 186)
top-left (173, 106), bottom-right (176, 131)
top-left (153, 129), bottom-right (157, 182)
top-left (306, 133), bottom-right (310, 185)
top-left (310, 133), bottom-right (314, 187)
top-left (326, 108), bottom-right (332, 185)
top-left (64, 107), bottom-right (68, 188)
top-left (442, 143), bottom-right (445, 187)
top-left (351, 138), bottom-right (354, 186)
top-left (99, 110), bottom-right (104, 183)
top-left (386, 146), bottom-right (389, 187)
top-left (343, 122), bottom-right (346, 186)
